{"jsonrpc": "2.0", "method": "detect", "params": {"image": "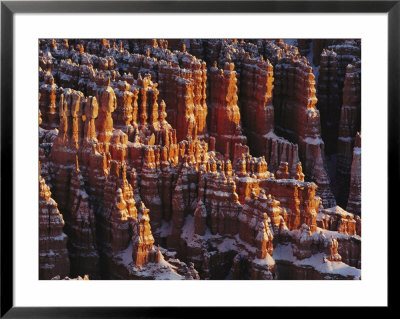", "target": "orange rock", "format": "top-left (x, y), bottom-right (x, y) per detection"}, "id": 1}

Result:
top-left (95, 73), bottom-right (116, 150)
top-left (39, 38), bottom-right (362, 280)
top-left (263, 40), bottom-right (336, 208)
top-left (328, 237), bottom-right (342, 262)
top-left (39, 72), bottom-right (59, 130)
top-left (132, 202), bottom-right (155, 267)
top-left (209, 62), bottom-right (247, 159)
